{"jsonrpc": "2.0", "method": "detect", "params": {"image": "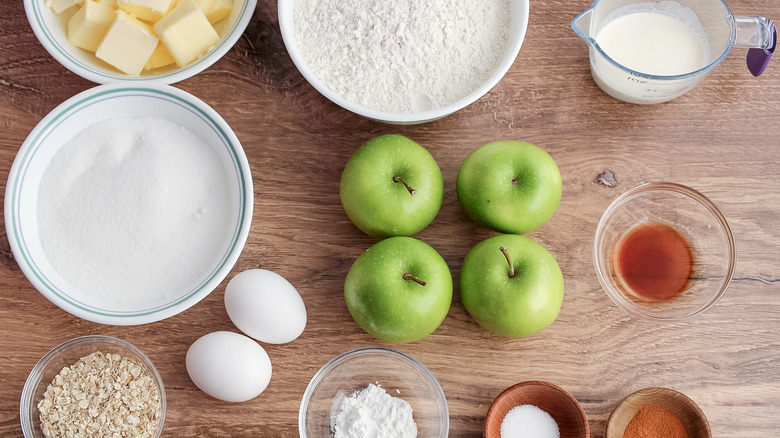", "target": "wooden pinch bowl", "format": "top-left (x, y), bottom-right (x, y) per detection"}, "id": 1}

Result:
top-left (484, 380), bottom-right (589, 438)
top-left (605, 387), bottom-right (711, 438)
